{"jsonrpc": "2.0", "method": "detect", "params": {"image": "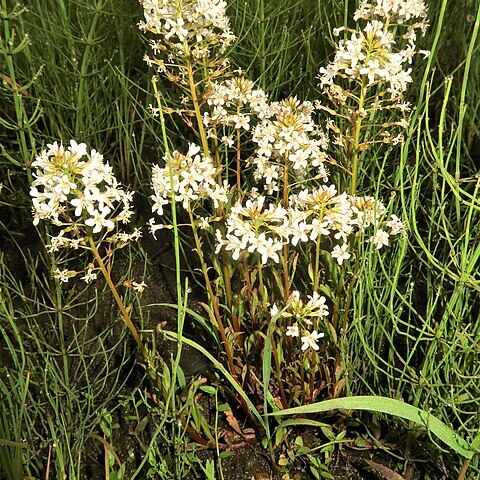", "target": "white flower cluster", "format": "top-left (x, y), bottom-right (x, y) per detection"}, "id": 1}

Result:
top-left (139, 0), bottom-right (235, 66)
top-left (215, 195), bottom-right (286, 265)
top-left (319, 0), bottom-right (428, 105)
top-left (31, 140), bottom-right (134, 235)
top-left (143, 0), bottom-right (409, 283)
top-left (271, 291), bottom-right (328, 351)
top-left (250, 97), bottom-right (329, 194)
top-left (204, 79), bottom-right (329, 193)
top-left (216, 188), bottom-right (405, 266)
top-left (150, 143), bottom-right (228, 217)
top-left (203, 76), bottom-right (270, 135)
top-left (287, 189), bottom-right (405, 259)
top-left (354, 0), bottom-right (428, 25)
top-left (284, 186), bottom-right (353, 249)
top-left (30, 140), bottom-right (139, 284)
